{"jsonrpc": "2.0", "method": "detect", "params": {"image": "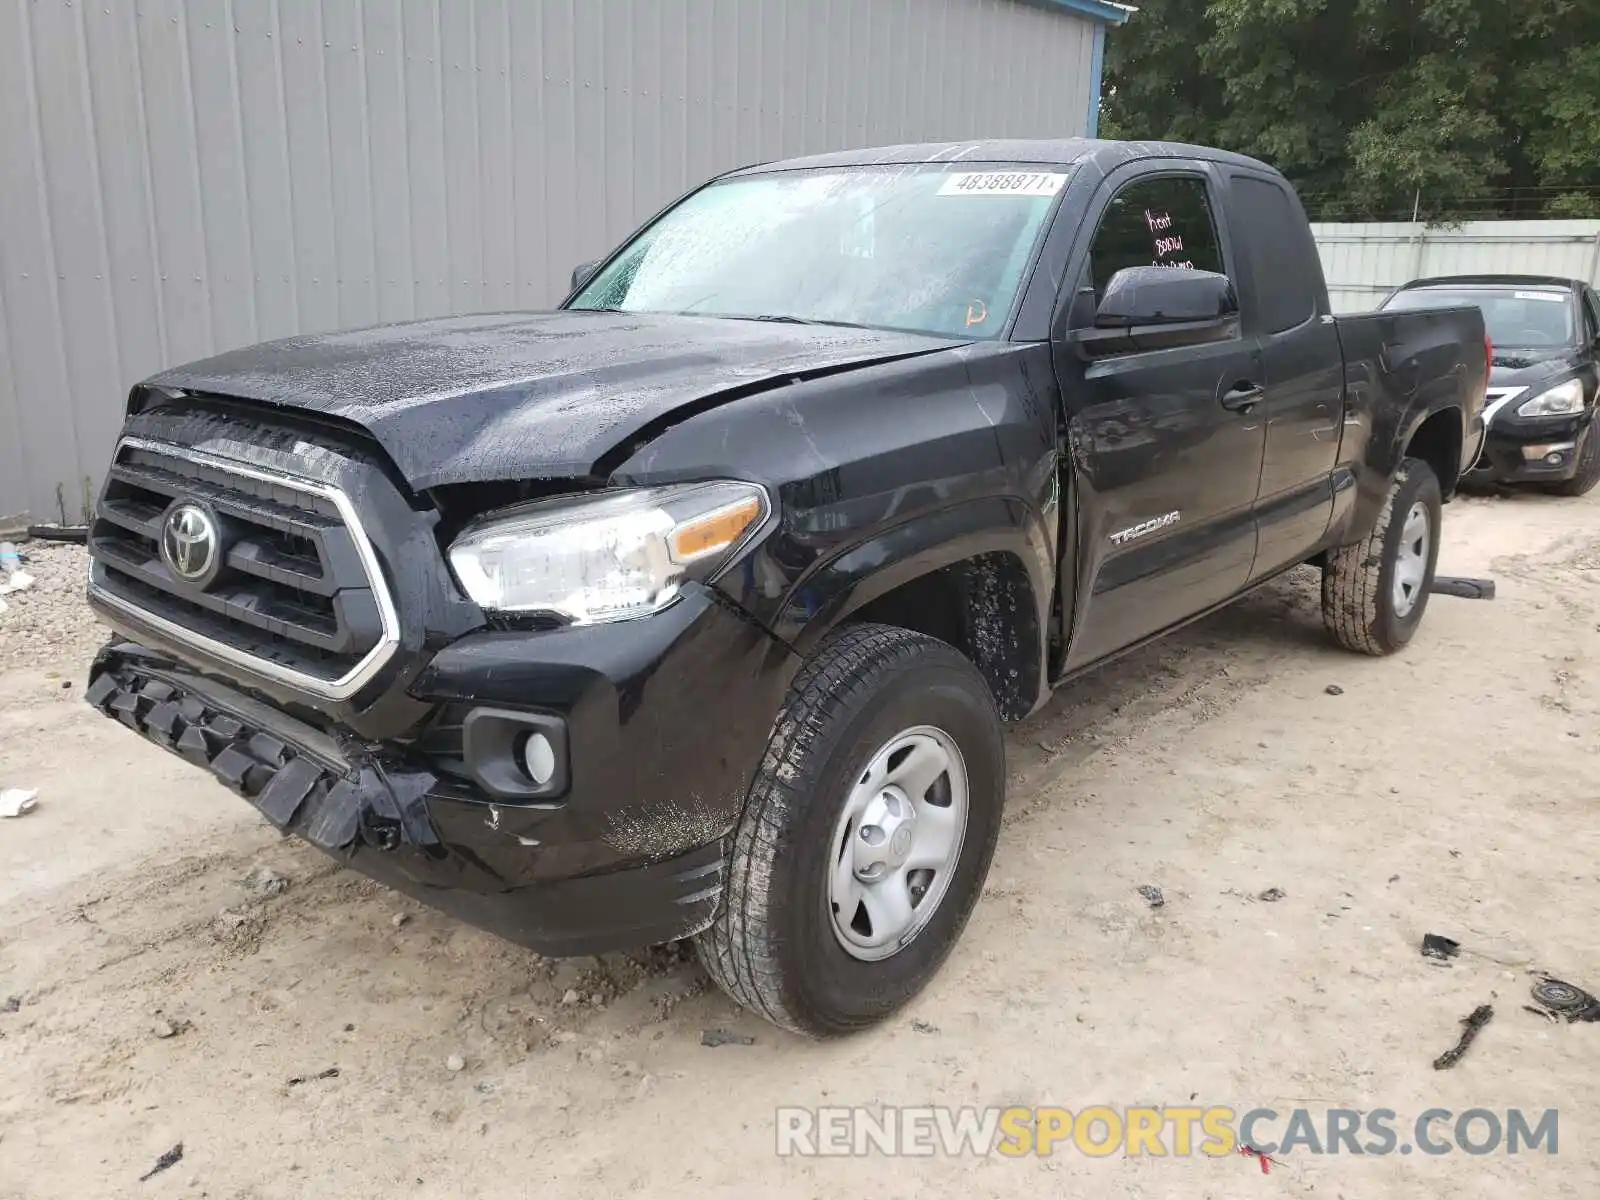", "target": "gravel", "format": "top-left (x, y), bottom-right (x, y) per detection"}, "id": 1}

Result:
top-left (0, 543), bottom-right (105, 675)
